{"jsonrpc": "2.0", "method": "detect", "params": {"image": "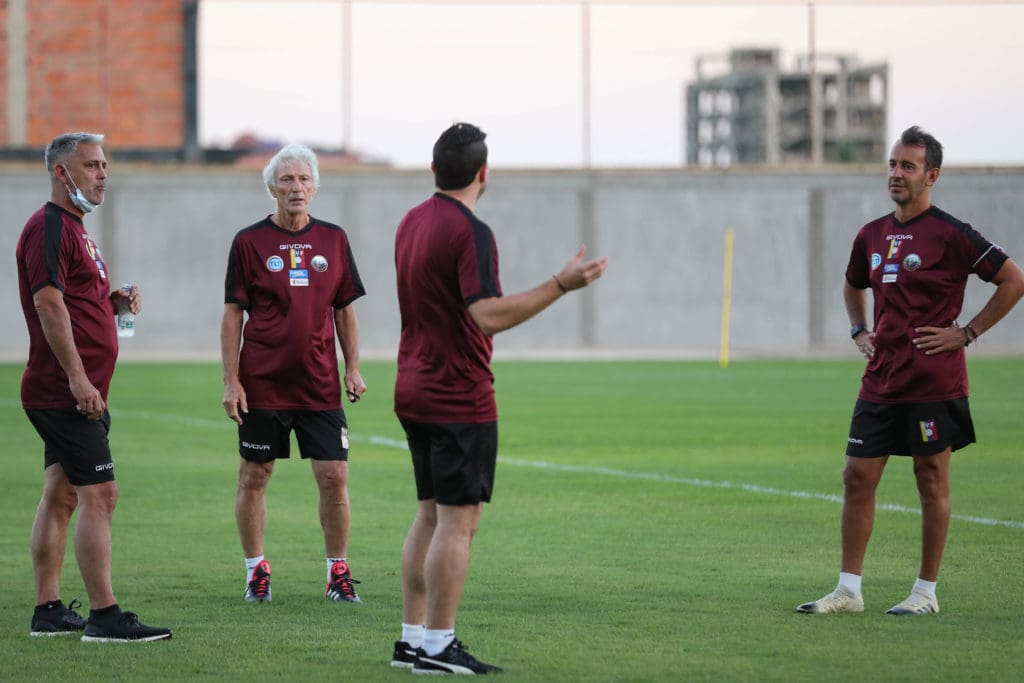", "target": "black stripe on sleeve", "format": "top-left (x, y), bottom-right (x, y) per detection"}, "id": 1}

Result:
top-left (931, 207), bottom-right (1009, 281)
top-left (223, 233), bottom-right (247, 308)
top-left (457, 207), bottom-right (501, 305)
top-left (40, 203), bottom-right (67, 293)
